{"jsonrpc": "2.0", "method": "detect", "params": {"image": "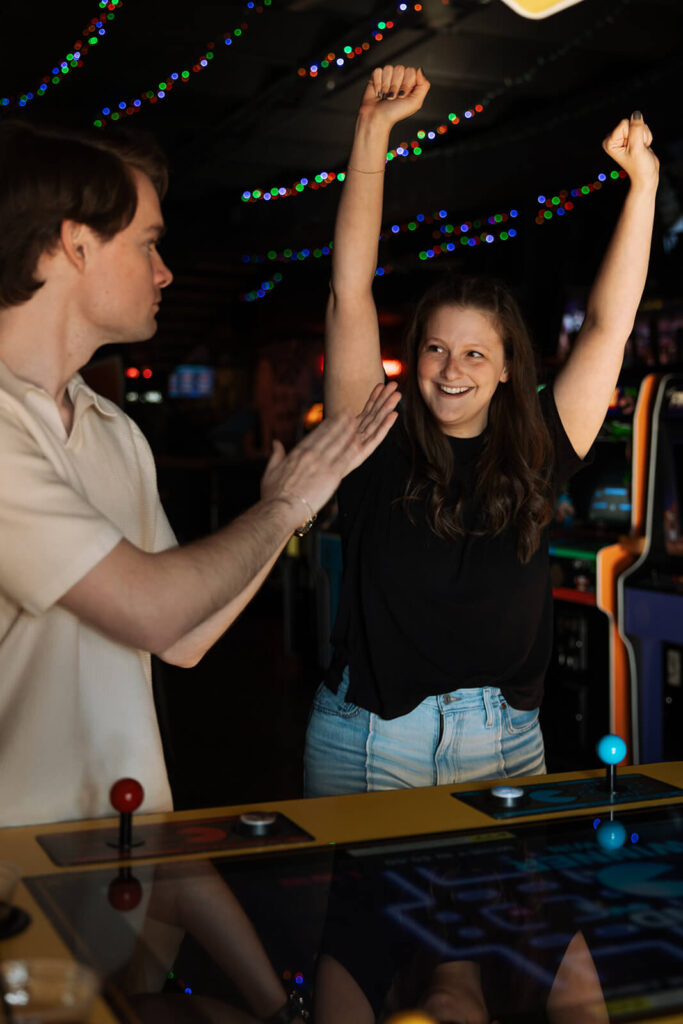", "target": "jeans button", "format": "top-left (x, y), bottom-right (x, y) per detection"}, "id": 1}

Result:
top-left (501, 701), bottom-right (508, 708)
